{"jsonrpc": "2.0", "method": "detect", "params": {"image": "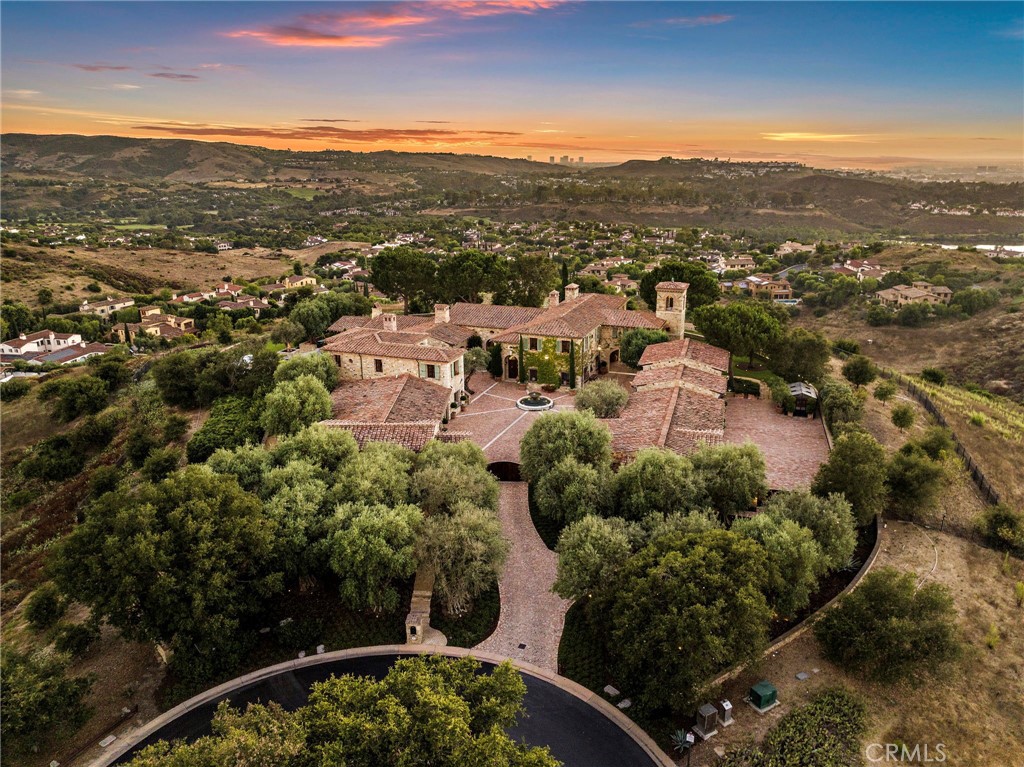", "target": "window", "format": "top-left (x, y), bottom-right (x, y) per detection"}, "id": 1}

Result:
top-left (560, 340), bottom-right (571, 354)
top-left (426, 364), bottom-right (437, 379)
top-left (374, 358), bottom-right (383, 373)
top-left (665, 296), bottom-right (674, 309)
top-left (528, 368), bottom-right (538, 382)
top-left (529, 337), bottom-right (538, 351)
top-left (452, 359), bottom-right (460, 376)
